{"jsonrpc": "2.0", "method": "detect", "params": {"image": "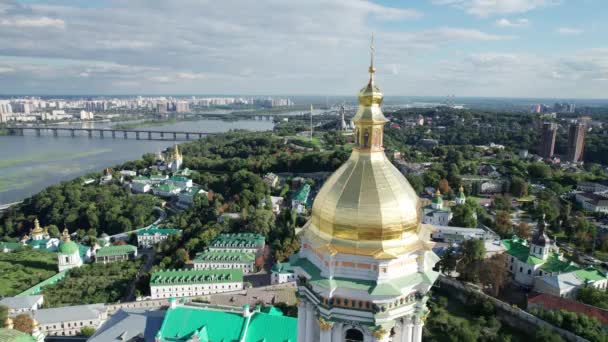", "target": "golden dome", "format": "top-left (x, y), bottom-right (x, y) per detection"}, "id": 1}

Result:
top-left (306, 36), bottom-right (423, 258)
top-left (31, 218), bottom-right (44, 235)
